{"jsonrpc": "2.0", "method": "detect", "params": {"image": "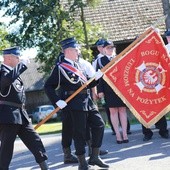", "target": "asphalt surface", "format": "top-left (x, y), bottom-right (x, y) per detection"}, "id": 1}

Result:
top-left (9, 122), bottom-right (170, 170)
